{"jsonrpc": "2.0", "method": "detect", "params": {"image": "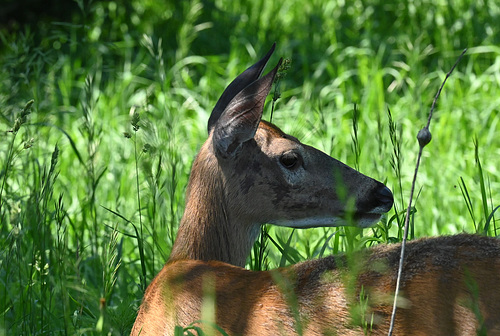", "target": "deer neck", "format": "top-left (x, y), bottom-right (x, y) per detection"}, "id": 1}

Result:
top-left (168, 144), bottom-right (260, 267)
